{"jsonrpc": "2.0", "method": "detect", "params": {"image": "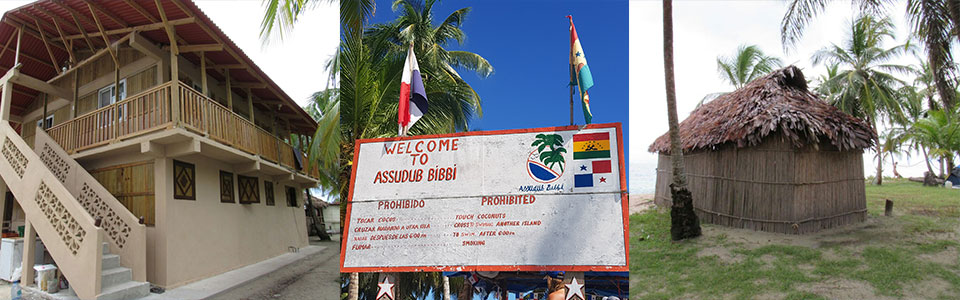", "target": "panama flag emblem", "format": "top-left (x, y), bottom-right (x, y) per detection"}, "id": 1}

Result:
top-left (398, 44), bottom-right (429, 136)
top-left (572, 132), bottom-right (612, 188)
